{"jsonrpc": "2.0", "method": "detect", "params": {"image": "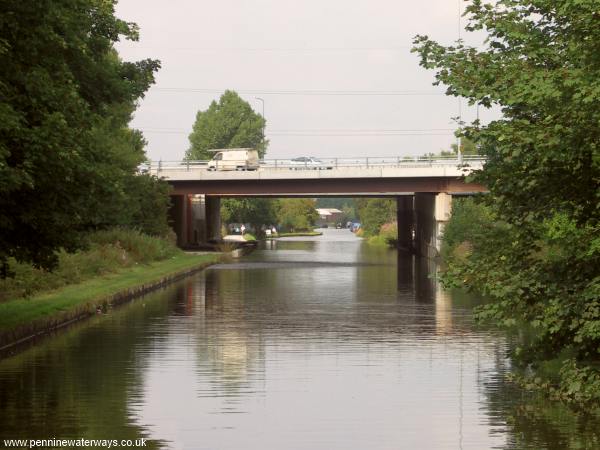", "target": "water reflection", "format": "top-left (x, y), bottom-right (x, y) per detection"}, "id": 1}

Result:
top-left (131, 231), bottom-right (510, 449)
top-left (0, 229), bottom-right (598, 449)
